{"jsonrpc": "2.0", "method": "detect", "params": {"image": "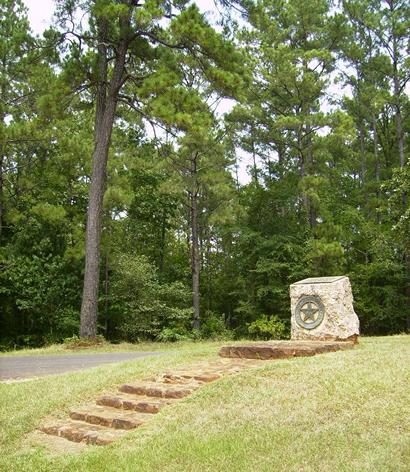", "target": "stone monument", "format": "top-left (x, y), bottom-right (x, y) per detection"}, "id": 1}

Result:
top-left (290, 276), bottom-right (359, 343)
top-left (218, 275), bottom-right (359, 360)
